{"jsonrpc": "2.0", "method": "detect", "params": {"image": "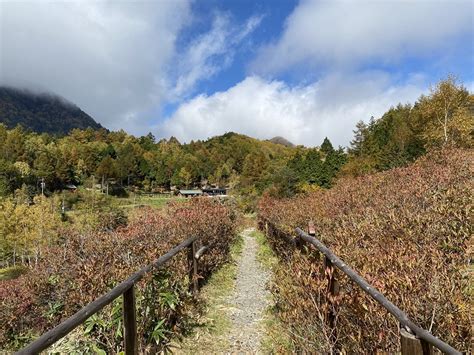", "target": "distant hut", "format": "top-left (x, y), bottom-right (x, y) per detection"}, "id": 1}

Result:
top-left (179, 189), bottom-right (203, 198)
top-left (65, 184), bottom-right (77, 192)
top-left (202, 188), bottom-right (227, 196)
